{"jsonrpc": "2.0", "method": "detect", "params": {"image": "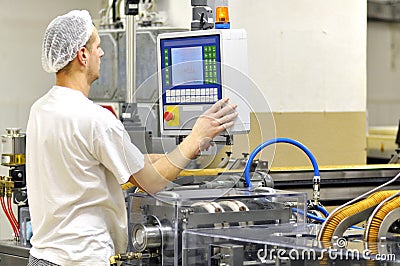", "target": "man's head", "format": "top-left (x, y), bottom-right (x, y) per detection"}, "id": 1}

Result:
top-left (79, 27), bottom-right (104, 84)
top-left (41, 10), bottom-right (95, 74)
